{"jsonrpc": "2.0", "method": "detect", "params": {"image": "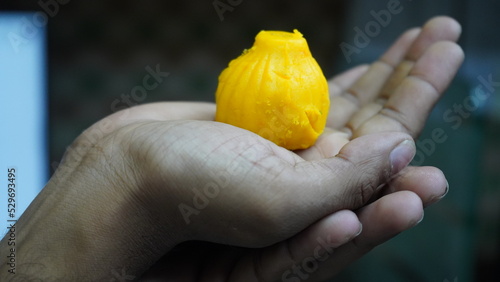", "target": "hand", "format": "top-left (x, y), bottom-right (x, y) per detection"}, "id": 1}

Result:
top-left (0, 17), bottom-right (463, 282)
top-left (289, 16), bottom-right (464, 280)
top-left (141, 16), bottom-right (463, 281)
